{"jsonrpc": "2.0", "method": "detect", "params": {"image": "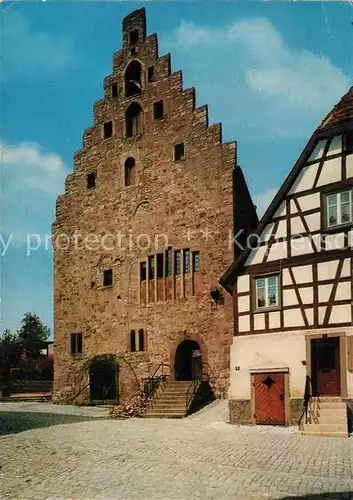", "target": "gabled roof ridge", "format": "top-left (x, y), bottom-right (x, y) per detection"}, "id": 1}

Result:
top-left (319, 86), bottom-right (353, 131)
